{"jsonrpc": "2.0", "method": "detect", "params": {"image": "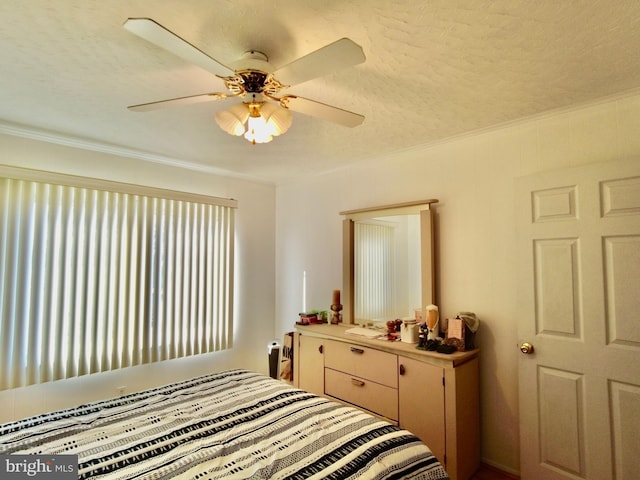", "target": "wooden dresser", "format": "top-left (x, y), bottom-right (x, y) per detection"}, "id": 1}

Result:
top-left (293, 324), bottom-right (479, 480)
